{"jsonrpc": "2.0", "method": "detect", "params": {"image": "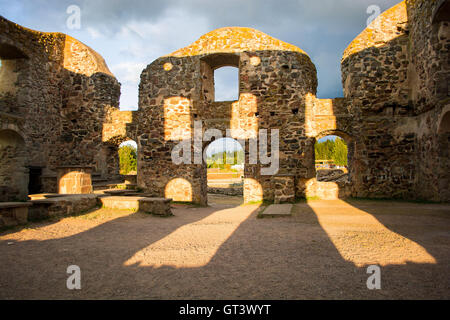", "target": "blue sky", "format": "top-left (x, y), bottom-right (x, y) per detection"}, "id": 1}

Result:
top-left (318, 135), bottom-right (339, 143)
top-left (1, 0), bottom-right (400, 110)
